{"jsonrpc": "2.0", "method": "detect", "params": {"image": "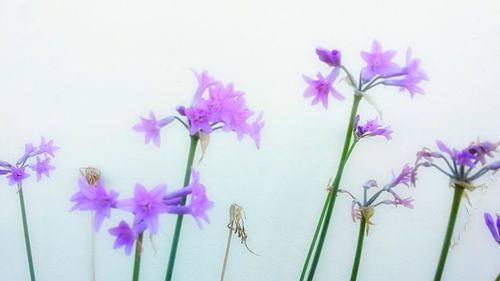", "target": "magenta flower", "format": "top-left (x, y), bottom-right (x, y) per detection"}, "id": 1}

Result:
top-left (185, 106), bottom-right (213, 135)
top-left (354, 115), bottom-right (392, 140)
top-left (415, 140), bottom-right (500, 184)
top-left (303, 68), bottom-right (344, 109)
top-left (187, 170), bottom-right (214, 228)
top-left (109, 221), bottom-right (137, 255)
top-left (70, 178), bottom-right (119, 231)
top-left (484, 213), bottom-right (500, 245)
top-left (133, 111), bottom-right (174, 147)
top-left (7, 166), bottom-right (30, 186)
top-left (360, 40), bottom-right (401, 82)
top-left (29, 157), bottom-right (55, 182)
top-left (118, 183), bottom-right (169, 234)
top-left (316, 48), bottom-right (342, 67)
